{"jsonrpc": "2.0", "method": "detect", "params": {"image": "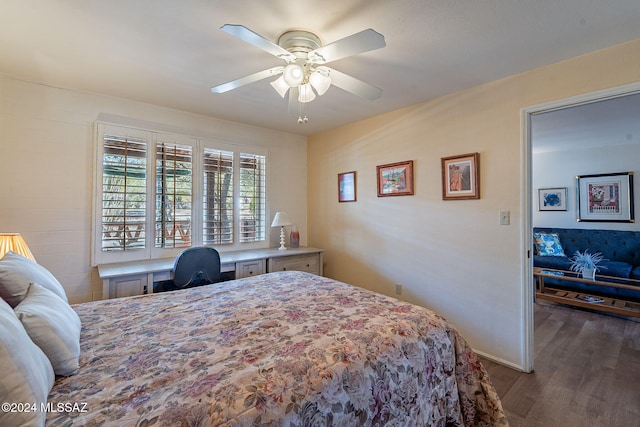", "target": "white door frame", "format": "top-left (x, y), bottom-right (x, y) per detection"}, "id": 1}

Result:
top-left (520, 81), bottom-right (640, 372)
